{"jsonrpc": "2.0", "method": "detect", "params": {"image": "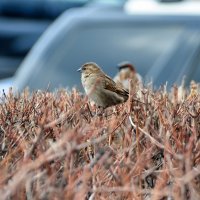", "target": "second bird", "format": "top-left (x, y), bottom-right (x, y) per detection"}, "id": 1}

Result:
top-left (113, 61), bottom-right (142, 91)
top-left (78, 62), bottom-right (129, 108)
